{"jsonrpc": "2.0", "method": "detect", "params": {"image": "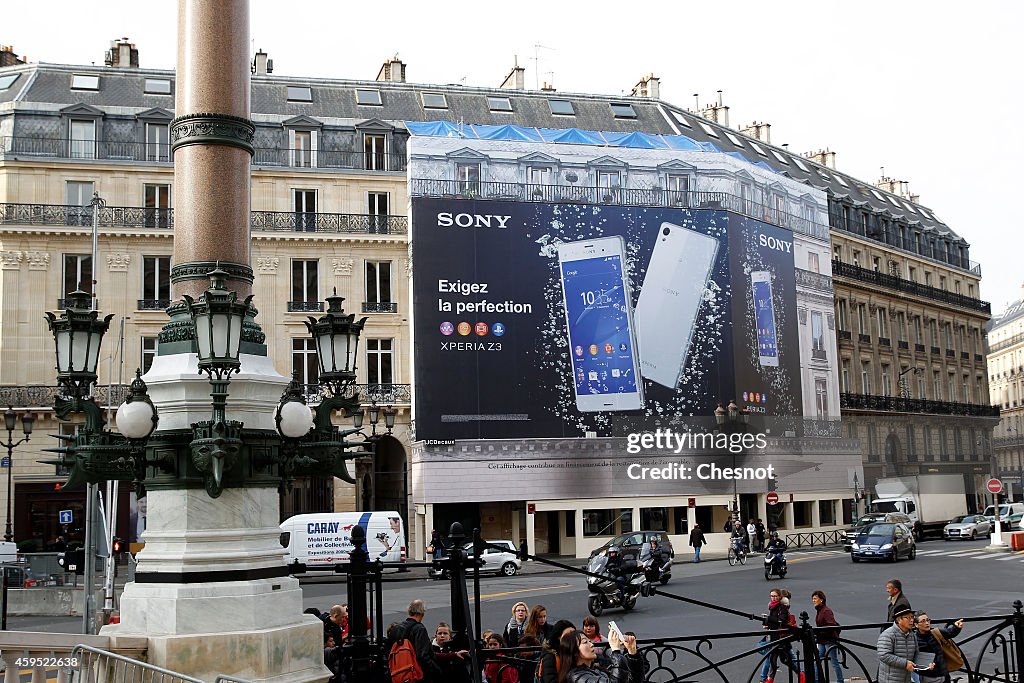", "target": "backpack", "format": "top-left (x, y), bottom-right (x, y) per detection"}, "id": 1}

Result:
top-left (388, 627), bottom-right (424, 683)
